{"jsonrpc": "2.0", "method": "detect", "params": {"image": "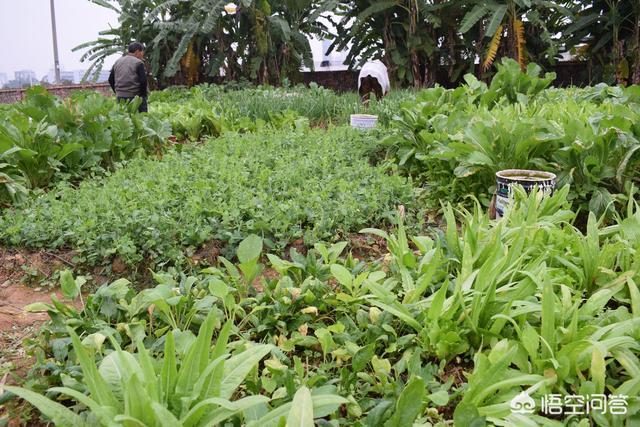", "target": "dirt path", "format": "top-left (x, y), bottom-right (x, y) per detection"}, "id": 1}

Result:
top-left (0, 248), bottom-right (83, 425)
top-left (0, 283), bottom-right (67, 377)
top-left (0, 282), bottom-right (61, 333)
top-left (0, 248), bottom-right (75, 383)
top-left (0, 246), bottom-right (79, 335)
